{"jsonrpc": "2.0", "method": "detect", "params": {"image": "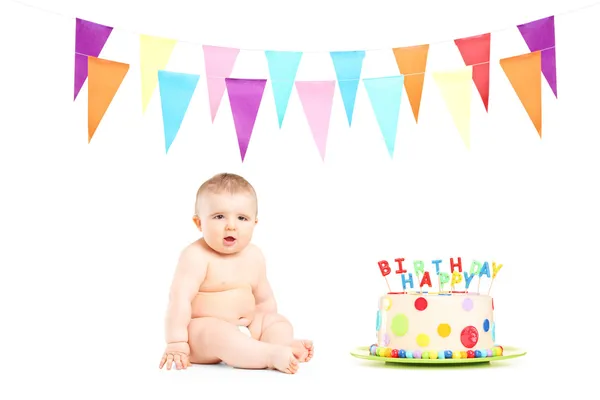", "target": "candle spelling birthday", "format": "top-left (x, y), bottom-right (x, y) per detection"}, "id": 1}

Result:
top-left (377, 257), bottom-right (503, 295)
